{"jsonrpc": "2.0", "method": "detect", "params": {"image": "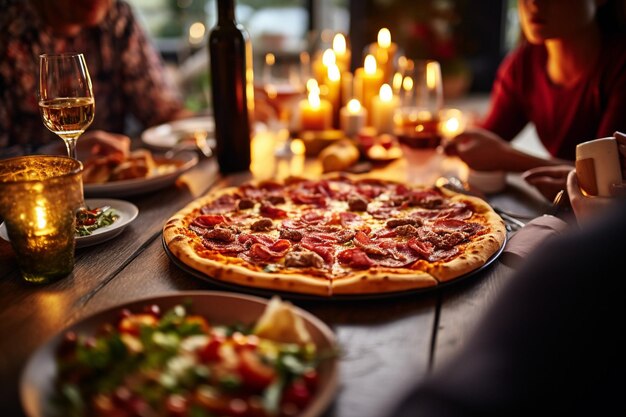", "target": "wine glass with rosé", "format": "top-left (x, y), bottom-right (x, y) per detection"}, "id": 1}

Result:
top-left (39, 53), bottom-right (95, 159)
